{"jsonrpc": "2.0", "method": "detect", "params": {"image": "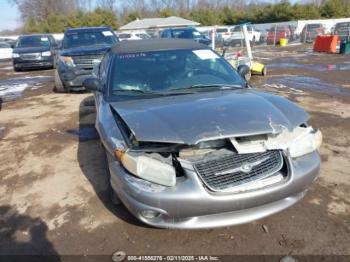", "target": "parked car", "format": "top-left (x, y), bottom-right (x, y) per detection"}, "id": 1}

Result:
top-left (160, 27), bottom-right (211, 46)
top-left (216, 27), bottom-right (232, 42)
top-left (226, 25), bottom-right (261, 46)
top-left (0, 42), bottom-right (13, 60)
top-left (266, 26), bottom-right (291, 45)
top-left (0, 38), bottom-right (16, 48)
top-left (300, 23), bottom-right (325, 43)
top-left (83, 39), bottom-right (322, 229)
top-left (334, 22), bottom-right (350, 41)
top-left (12, 34), bottom-right (57, 71)
top-left (55, 26), bottom-right (118, 92)
top-left (118, 31), bottom-right (151, 41)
